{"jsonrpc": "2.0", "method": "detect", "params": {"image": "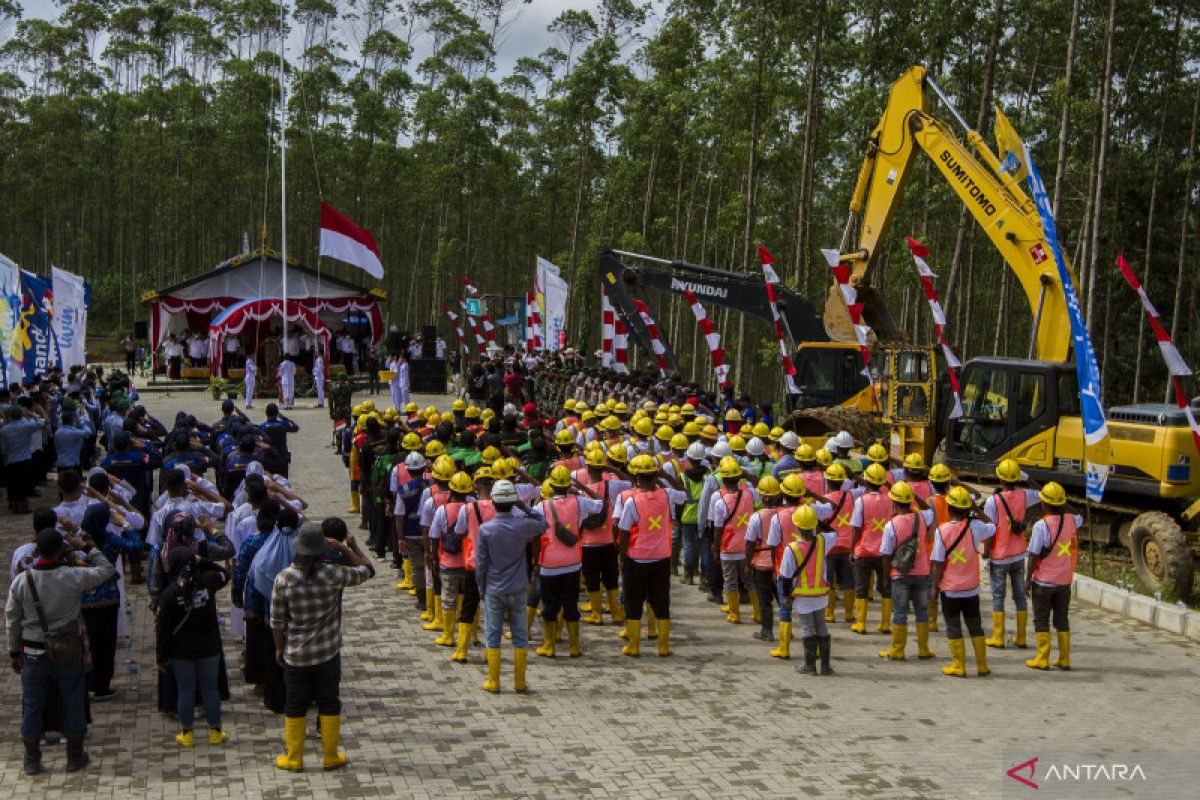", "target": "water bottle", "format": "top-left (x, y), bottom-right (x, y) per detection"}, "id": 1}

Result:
top-left (127, 659), bottom-right (140, 691)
